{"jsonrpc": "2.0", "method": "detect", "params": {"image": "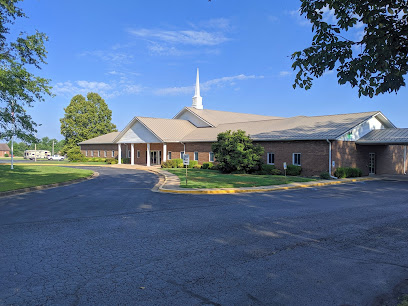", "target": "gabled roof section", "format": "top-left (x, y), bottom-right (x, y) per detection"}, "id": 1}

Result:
top-left (78, 132), bottom-right (120, 145)
top-left (174, 107), bottom-right (283, 127)
top-left (182, 111), bottom-right (382, 142)
top-left (356, 128), bottom-right (408, 145)
top-left (136, 117), bottom-right (197, 142)
top-left (113, 116), bottom-right (197, 143)
top-left (0, 143), bottom-right (10, 151)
